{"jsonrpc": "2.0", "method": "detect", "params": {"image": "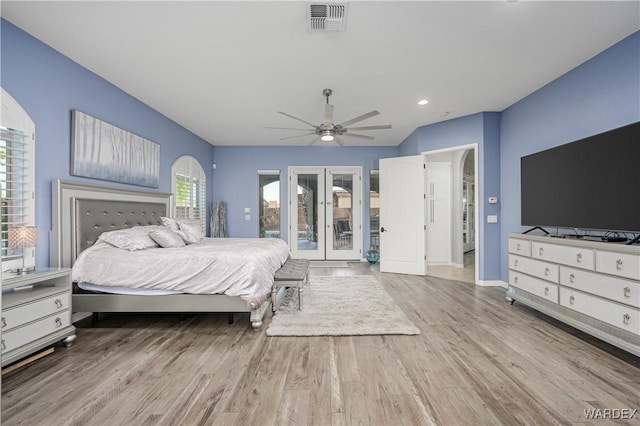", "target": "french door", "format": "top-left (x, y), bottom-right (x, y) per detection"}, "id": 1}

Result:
top-left (288, 166), bottom-right (362, 260)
